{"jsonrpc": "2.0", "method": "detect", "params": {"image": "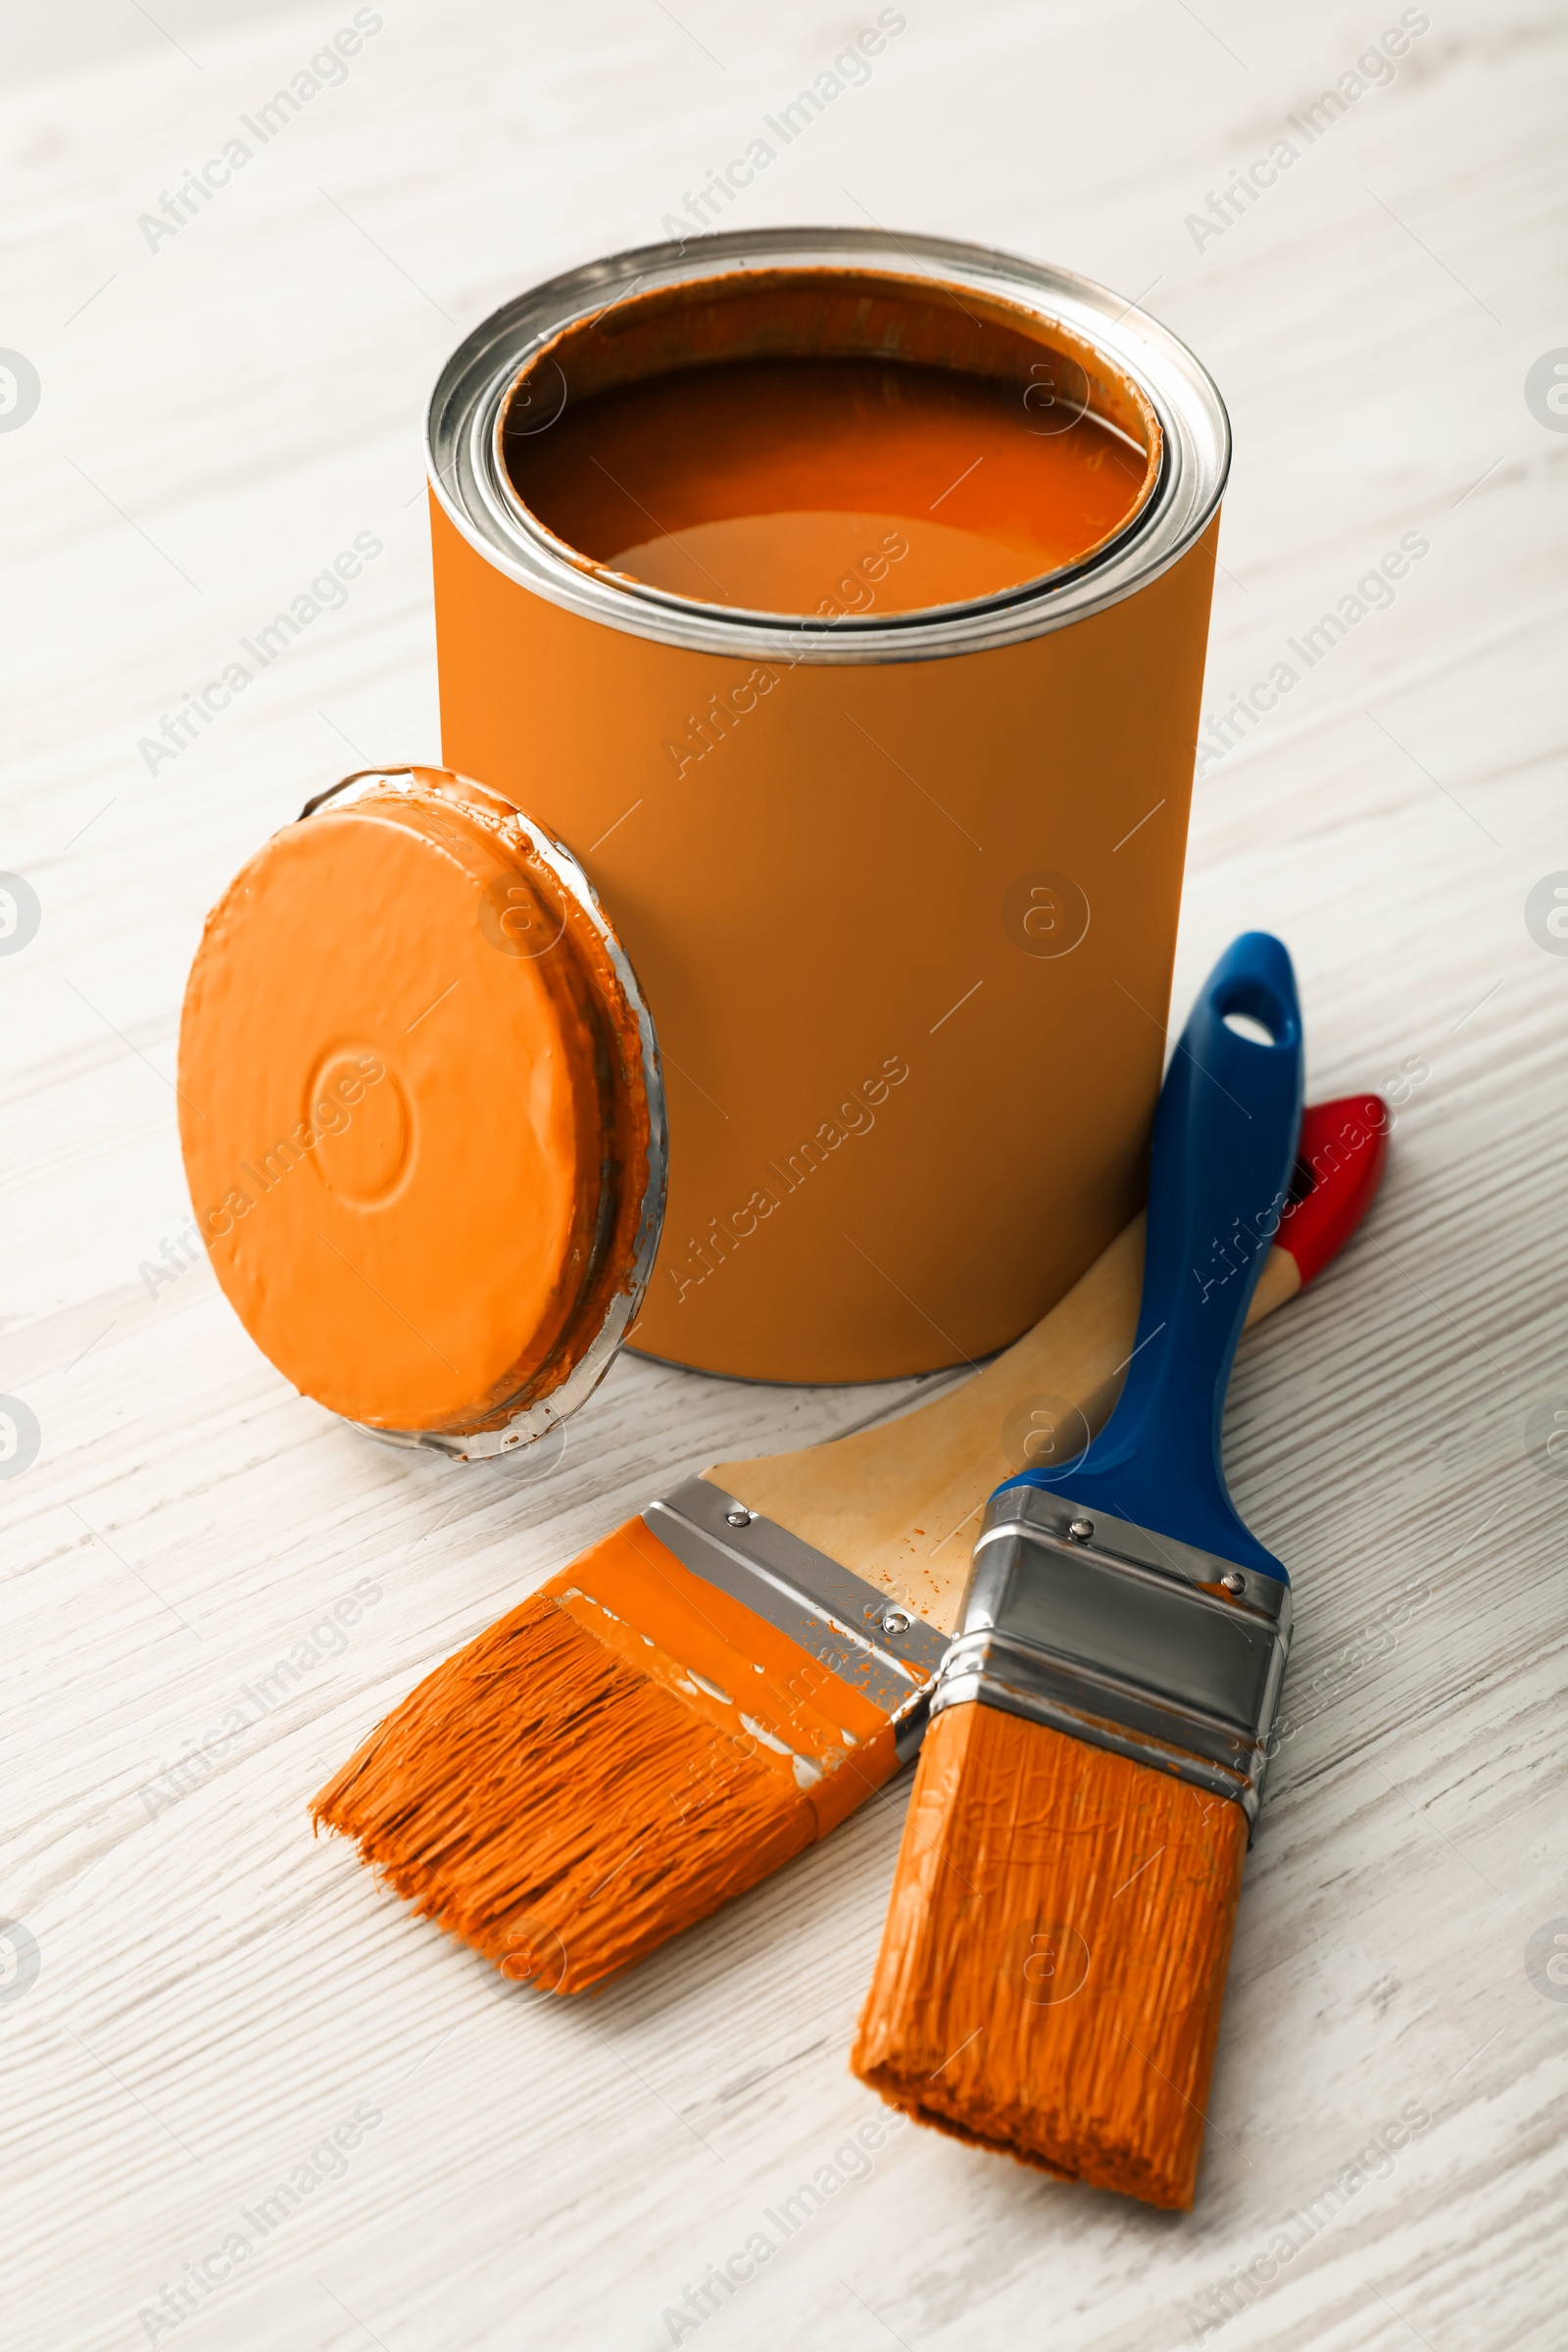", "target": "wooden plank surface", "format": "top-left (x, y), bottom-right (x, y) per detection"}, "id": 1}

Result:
top-left (2, 1), bottom-right (1564, 2345)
